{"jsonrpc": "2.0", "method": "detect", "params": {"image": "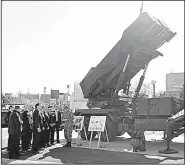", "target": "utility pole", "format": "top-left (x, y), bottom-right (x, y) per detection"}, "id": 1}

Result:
top-left (151, 80), bottom-right (156, 98)
top-left (67, 85), bottom-right (70, 94)
top-left (19, 90), bottom-right (21, 99)
top-left (44, 87), bottom-right (46, 104)
top-left (67, 85), bottom-right (70, 107)
top-left (26, 88), bottom-right (29, 104)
